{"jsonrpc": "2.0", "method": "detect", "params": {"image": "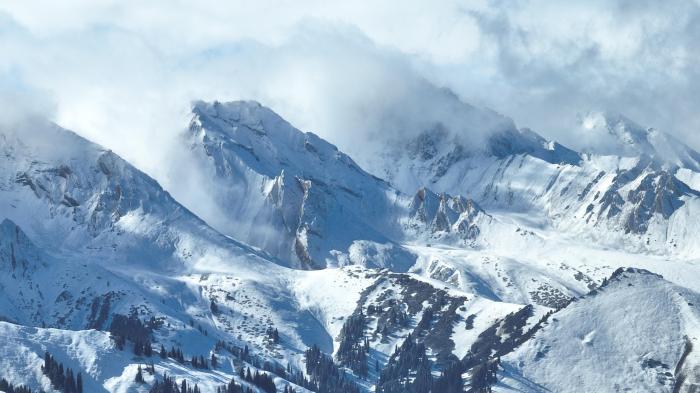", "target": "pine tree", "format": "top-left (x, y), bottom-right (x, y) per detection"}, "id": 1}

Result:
top-left (77, 372), bottom-right (83, 393)
top-left (144, 340), bottom-right (153, 357)
top-left (65, 368), bottom-right (75, 393)
top-left (135, 365), bottom-right (145, 383)
top-left (133, 339), bottom-right (143, 356)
